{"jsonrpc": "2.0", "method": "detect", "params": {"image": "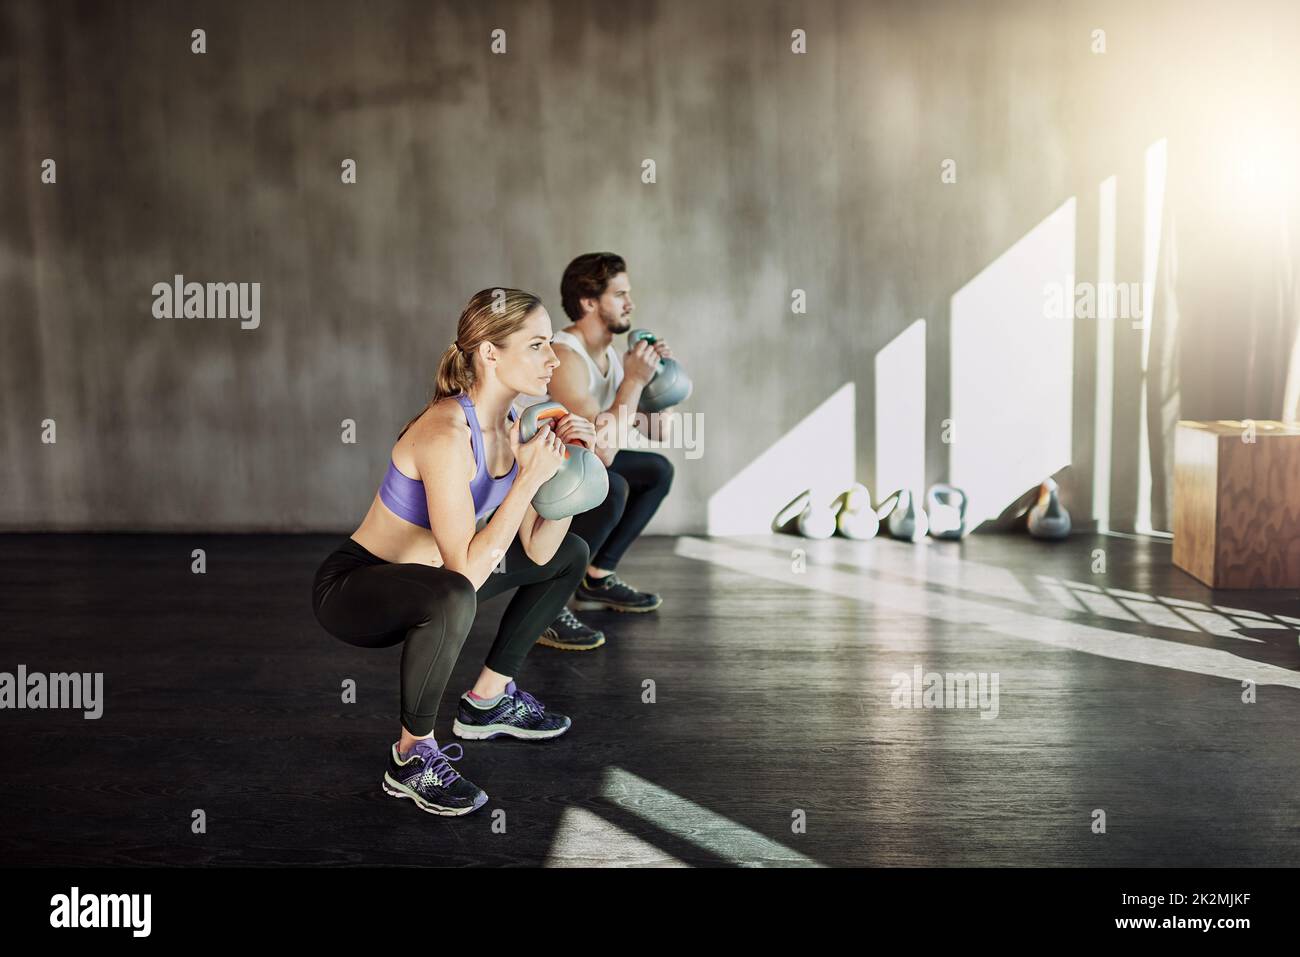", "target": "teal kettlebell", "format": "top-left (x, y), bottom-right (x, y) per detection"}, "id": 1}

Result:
top-left (517, 401), bottom-right (609, 520)
top-left (627, 329), bottom-right (693, 413)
